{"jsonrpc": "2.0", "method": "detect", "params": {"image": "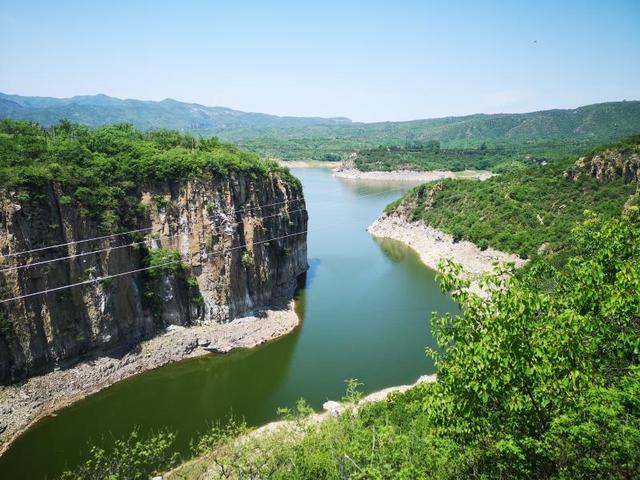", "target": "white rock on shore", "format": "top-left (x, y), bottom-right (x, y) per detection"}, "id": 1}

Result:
top-left (368, 215), bottom-right (526, 286)
top-left (333, 168), bottom-right (494, 182)
top-left (166, 374), bottom-right (437, 479)
top-left (0, 302), bottom-right (300, 456)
